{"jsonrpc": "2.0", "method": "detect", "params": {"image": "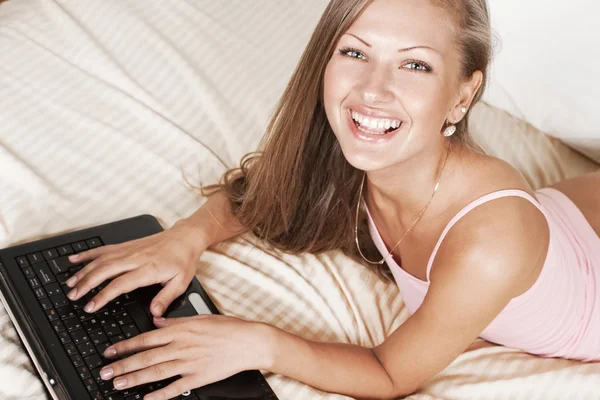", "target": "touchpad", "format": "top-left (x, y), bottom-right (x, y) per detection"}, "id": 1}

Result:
top-left (188, 292), bottom-right (212, 315)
